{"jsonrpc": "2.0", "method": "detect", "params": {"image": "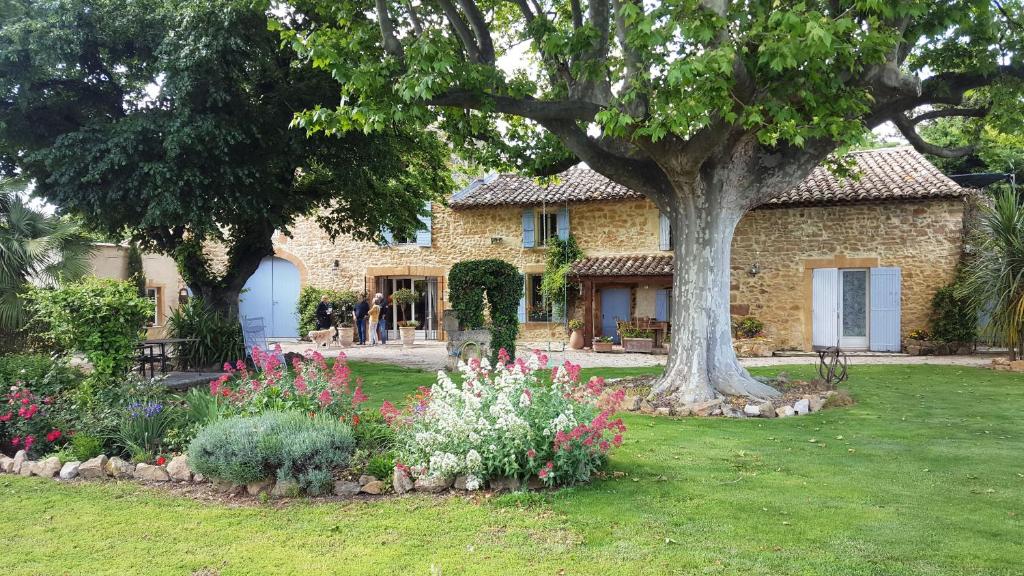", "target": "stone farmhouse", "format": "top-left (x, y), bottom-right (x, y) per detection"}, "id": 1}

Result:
top-left (253, 146), bottom-right (971, 353)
